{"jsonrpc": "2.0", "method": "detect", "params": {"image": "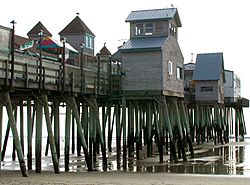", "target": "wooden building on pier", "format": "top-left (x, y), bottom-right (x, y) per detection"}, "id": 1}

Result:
top-left (59, 15), bottom-right (95, 56)
top-left (193, 52), bottom-right (225, 104)
top-left (116, 8), bottom-right (184, 97)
